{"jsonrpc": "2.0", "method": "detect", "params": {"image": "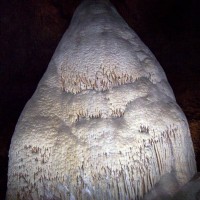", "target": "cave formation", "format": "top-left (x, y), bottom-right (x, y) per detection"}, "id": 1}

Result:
top-left (7, 0), bottom-right (196, 199)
